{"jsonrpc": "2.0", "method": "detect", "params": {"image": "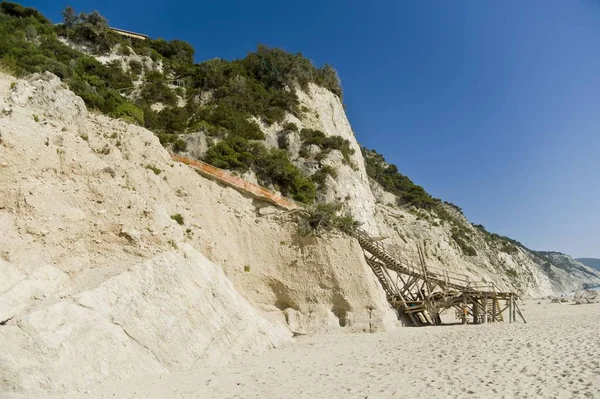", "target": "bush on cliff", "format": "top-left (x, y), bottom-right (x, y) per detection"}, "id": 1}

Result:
top-left (204, 136), bottom-right (317, 204)
top-left (300, 128), bottom-right (354, 165)
top-left (110, 103), bottom-right (144, 125)
top-left (298, 202), bottom-right (361, 236)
